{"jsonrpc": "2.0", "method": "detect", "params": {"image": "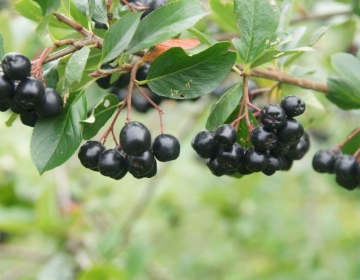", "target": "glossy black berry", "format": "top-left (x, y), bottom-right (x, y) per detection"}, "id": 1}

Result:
top-left (20, 110), bottom-right (38, 127)
top-left (120, 121), bottom-right (152, 156)
top-left (2, 52), bottom-right (31, 80)
top-left (191, 130), bottom-right (217, 158)
top-left (262, 154), bottom-right (283, 176)
top-left (270, 140), bottom-right (292, 156)
top-left (312, 149), bottom-right (337, 173)
top-left (35, 88), bottom-right (63, 118)
top-left (111, 87), bottom-right (127, 102)
top-left (280, 156), bottom-right (293, 171)
top-left (127, 150), bottom-right (155, 177)
top-left (153, 134), bottom-right (180, 162)
top-left (236, 160), bottom-right (253, 175)
top-left (335, 175), bottom-right (358, 191)
top-left (213, 124), bottom-right (236, 149)
top-left (112, 72), bottom-right (130, 89)
top-left (244, 148), bottom-right (269, 172)
top-left (134, 160), bottom-right (158, 179)
top-left (14, 77), bottom-right (45, 109)
top-left (94, 22), bottom-right (108, 29)
top-left (206, 157), bottom-right (227, 176)
top-left (259, 104), bottom-right (286, 129)
top-left (0, 73), bottom-right (15, 100)
top-left (281, 95), bottom-right (306, 117)
top-left (0, 100), bottom-right (10, 112)
top-left (250, 125), bottom-right (278, 151)
top-left (136, 63), bottom-right (150, 83)
top-left (286, 135), bottom-right (309, 160)
top-left (8, 97), bottom-right (28, 114)
top-left (277, 118), bottom-right (304, 142)
top-left (132, 90), bottom-right (151, 113)
top-left (334, 154), bottom-right (357, 180)
top-left (78, 141), bottom-right (106, 170)
top-left (216, 143), bottom-right (244, 171)
top-left (98, 149), bottom-right (126, 178)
